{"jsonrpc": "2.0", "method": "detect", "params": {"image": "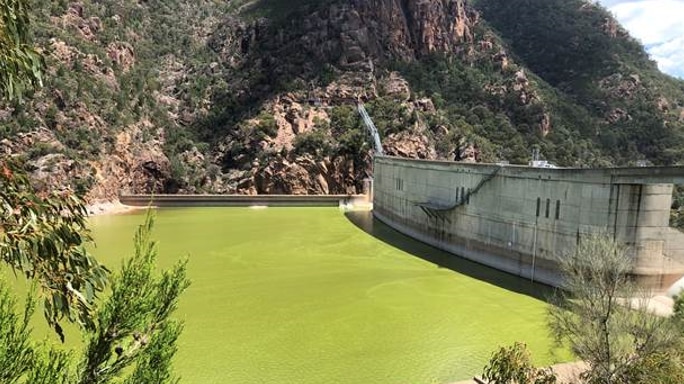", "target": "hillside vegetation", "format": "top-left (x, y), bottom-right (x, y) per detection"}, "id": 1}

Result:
top-left (1, 0), bottom-right (683, 200)
top-left (476, 0), bottom-right (684, 165)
